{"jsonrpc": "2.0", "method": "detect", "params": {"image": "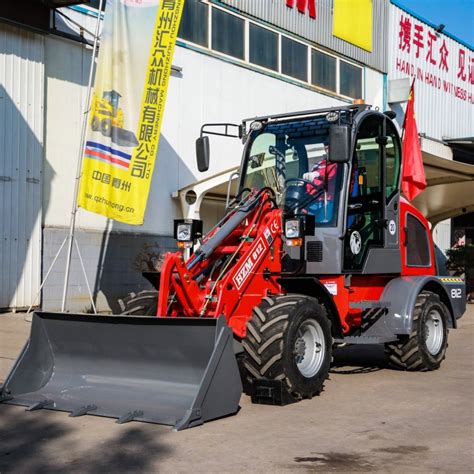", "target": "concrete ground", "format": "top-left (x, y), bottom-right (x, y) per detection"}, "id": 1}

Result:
top-left (0, 307), bottom-right (473, 473)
